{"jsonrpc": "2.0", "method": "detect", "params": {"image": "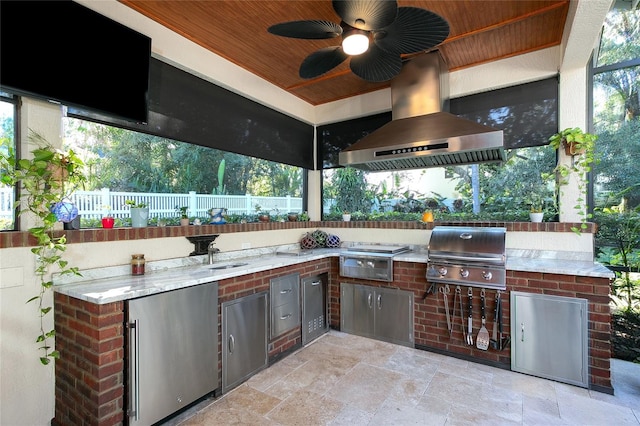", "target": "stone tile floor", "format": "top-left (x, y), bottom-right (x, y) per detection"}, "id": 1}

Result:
top-left (175, 331), bottom-right (639, 425)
